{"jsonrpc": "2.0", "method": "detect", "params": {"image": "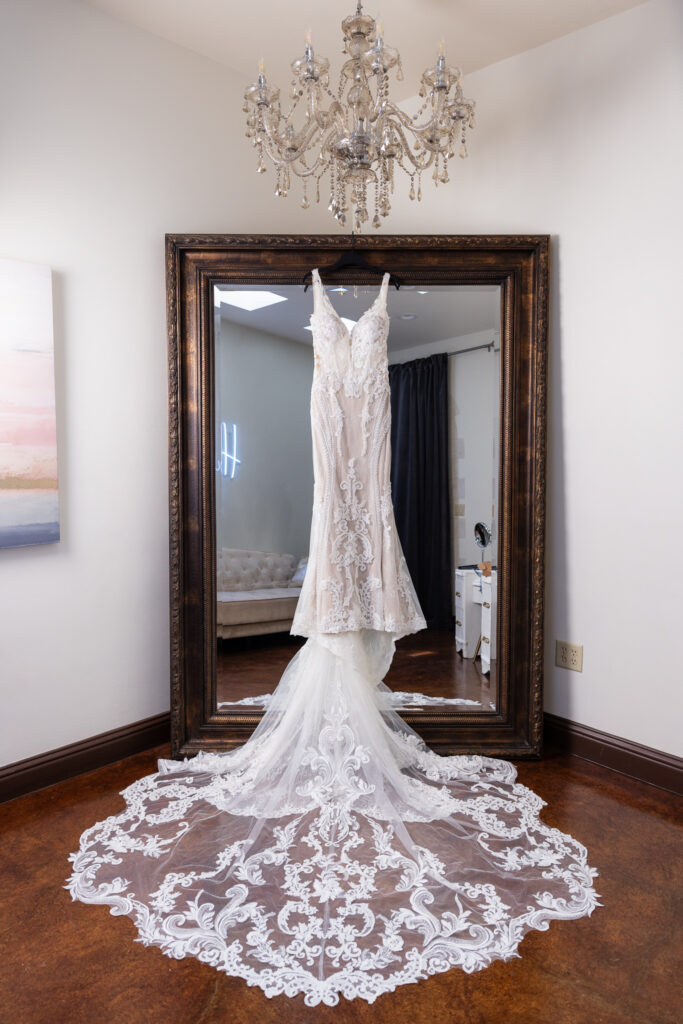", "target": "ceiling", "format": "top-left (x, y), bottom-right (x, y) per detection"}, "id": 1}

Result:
top-left (216, 282), bottom-right (500, 354)
top-left (84, 0), bottom-right (646, 94)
